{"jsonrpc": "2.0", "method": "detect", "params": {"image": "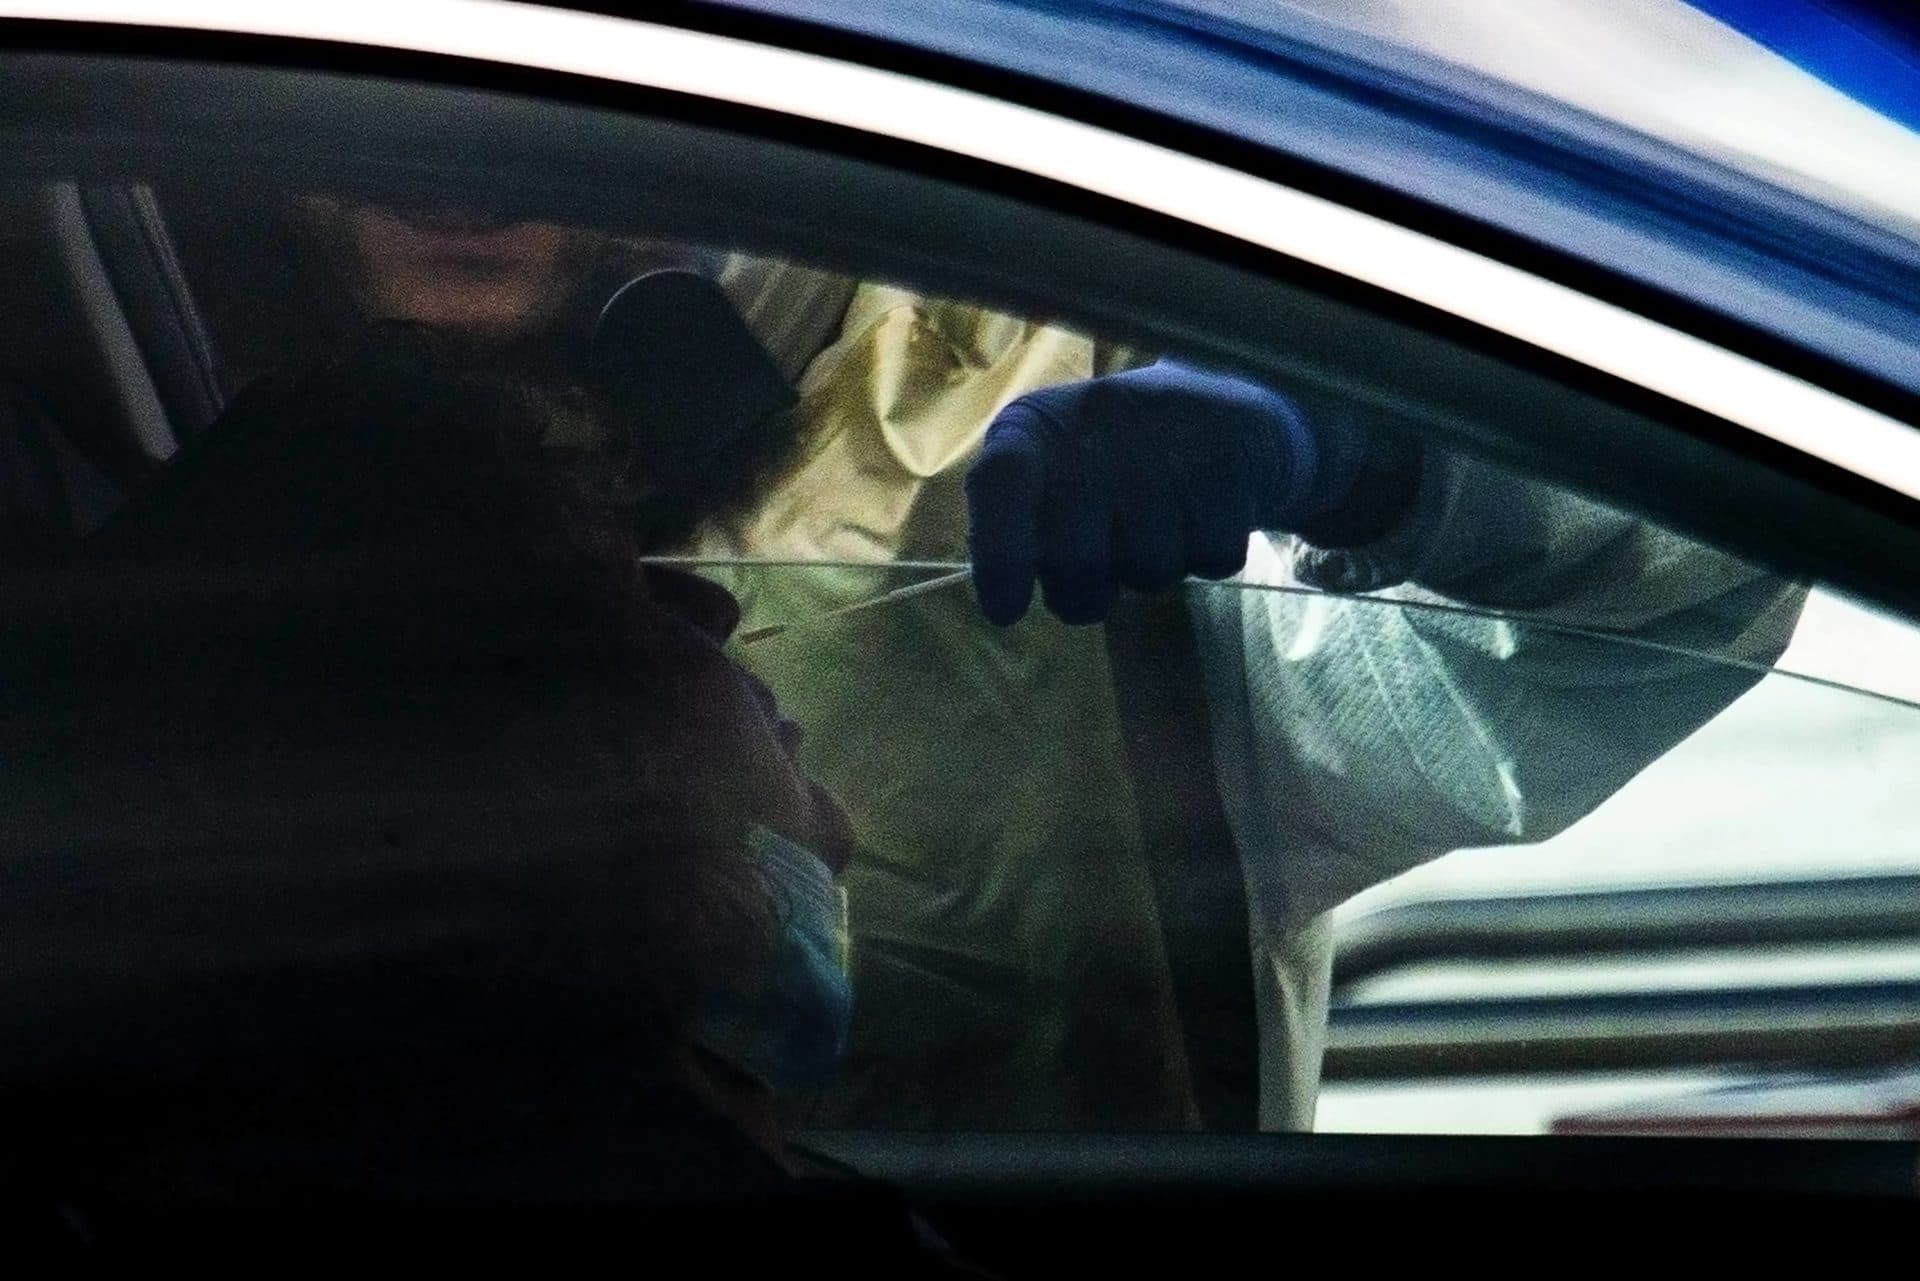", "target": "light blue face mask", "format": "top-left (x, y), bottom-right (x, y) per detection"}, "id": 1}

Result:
top-left (694, 826), bottom-right (852, 1091)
